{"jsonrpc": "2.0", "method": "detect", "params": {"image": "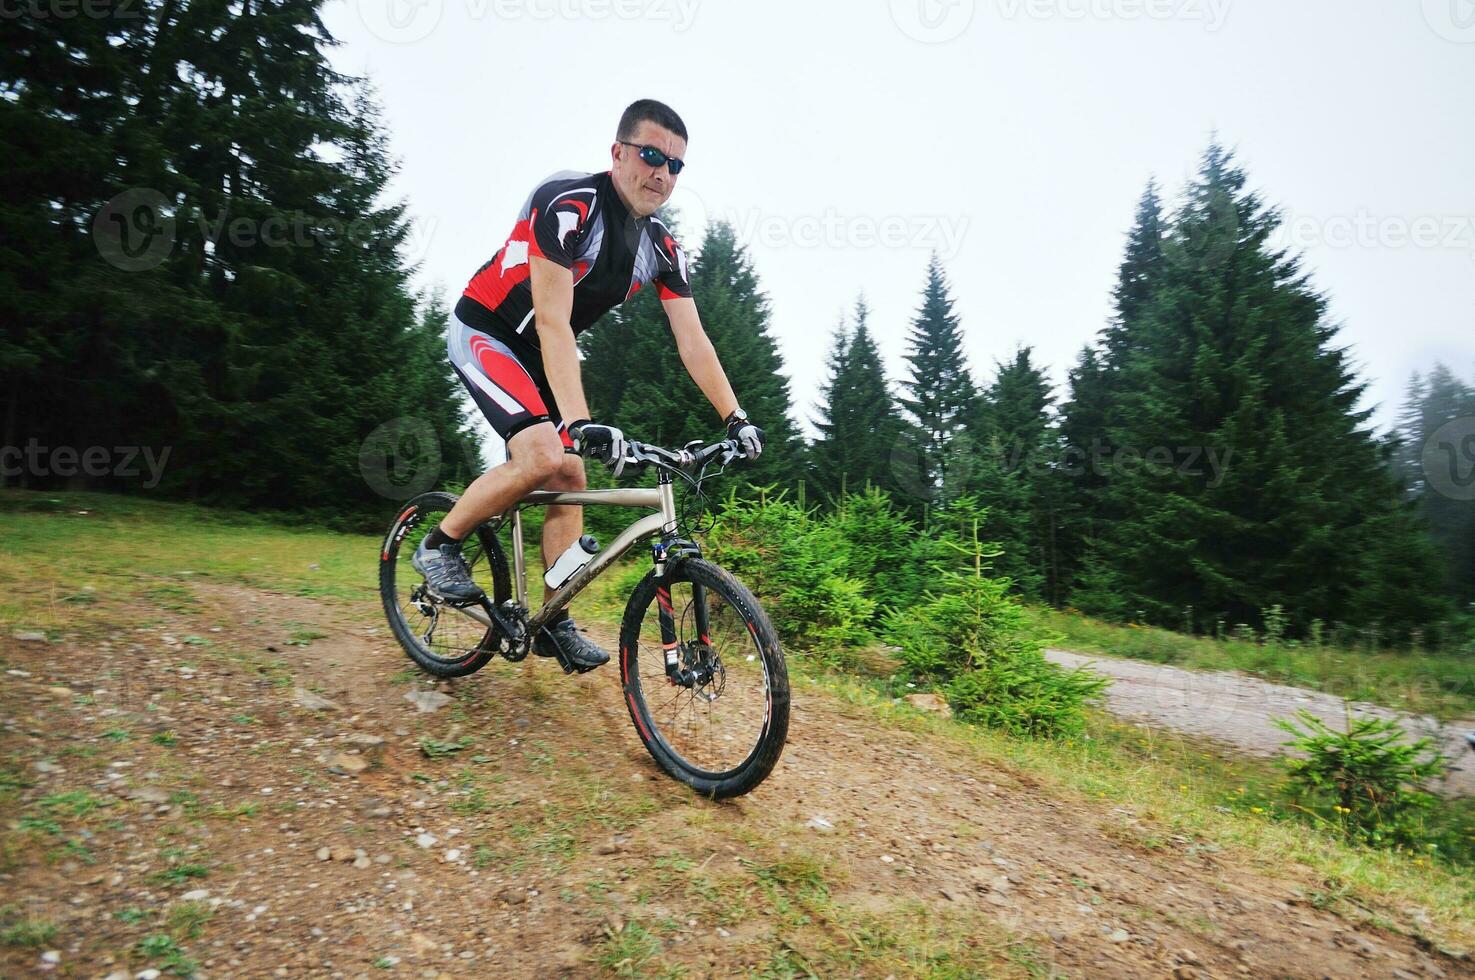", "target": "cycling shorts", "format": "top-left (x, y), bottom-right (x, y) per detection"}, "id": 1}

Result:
top-left (447, 310), bottom-right (574, 451)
